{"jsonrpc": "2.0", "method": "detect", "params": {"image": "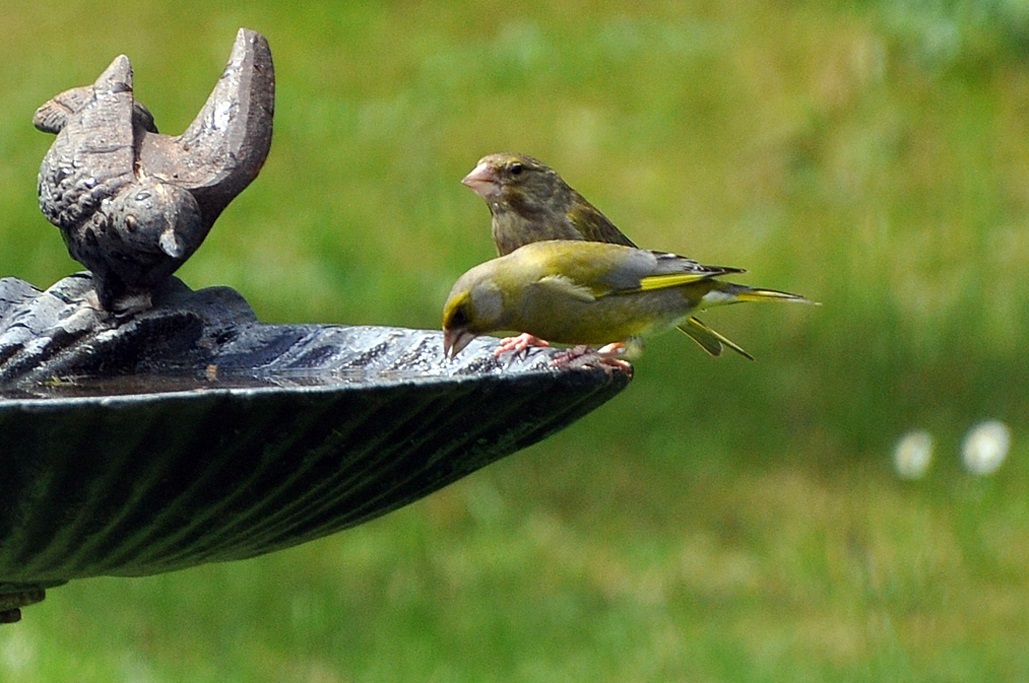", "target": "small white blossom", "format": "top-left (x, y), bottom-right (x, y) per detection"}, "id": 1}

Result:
top-left (961, 420), bottom-right (1011, 476)
top-left (894, 430), bottom-right (934, 479)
